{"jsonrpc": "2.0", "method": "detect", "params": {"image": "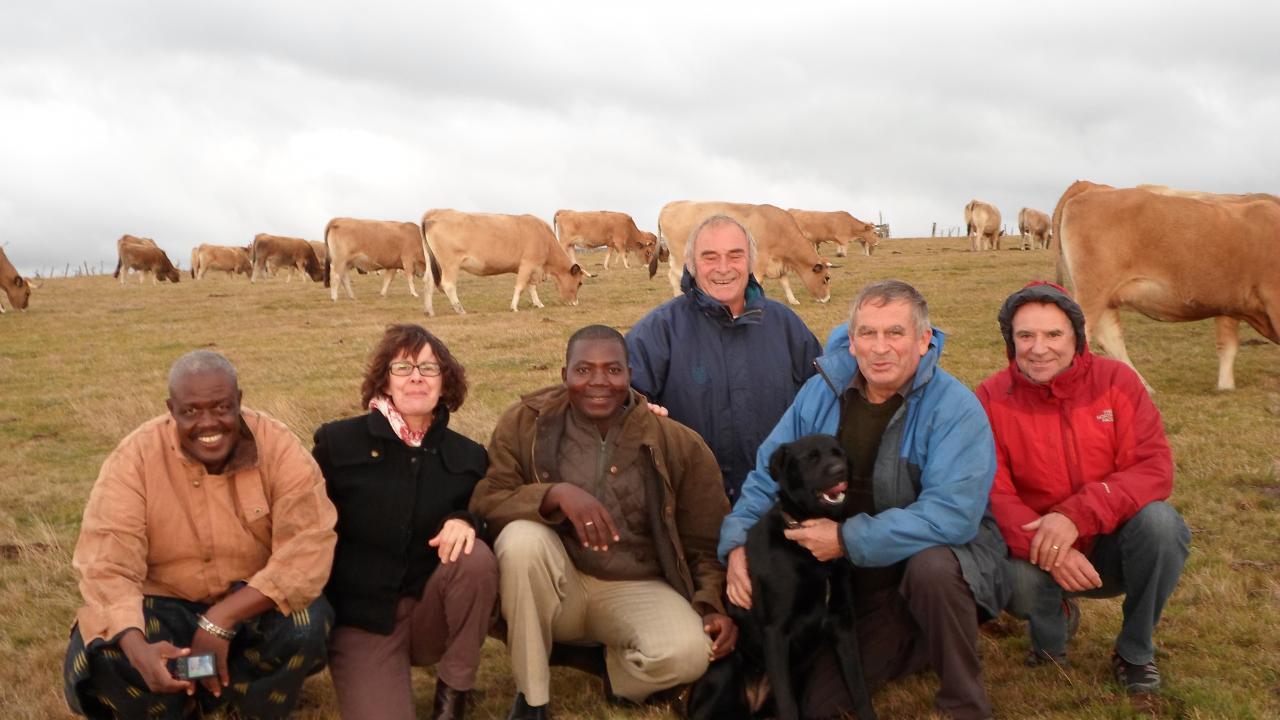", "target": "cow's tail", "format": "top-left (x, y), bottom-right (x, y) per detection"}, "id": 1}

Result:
top-left (322, 221), bottom-right (333, 288)
top-left (190, 247), bottom-right (198, 279)
top-left (420, 219), bottom-right (442, 289)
